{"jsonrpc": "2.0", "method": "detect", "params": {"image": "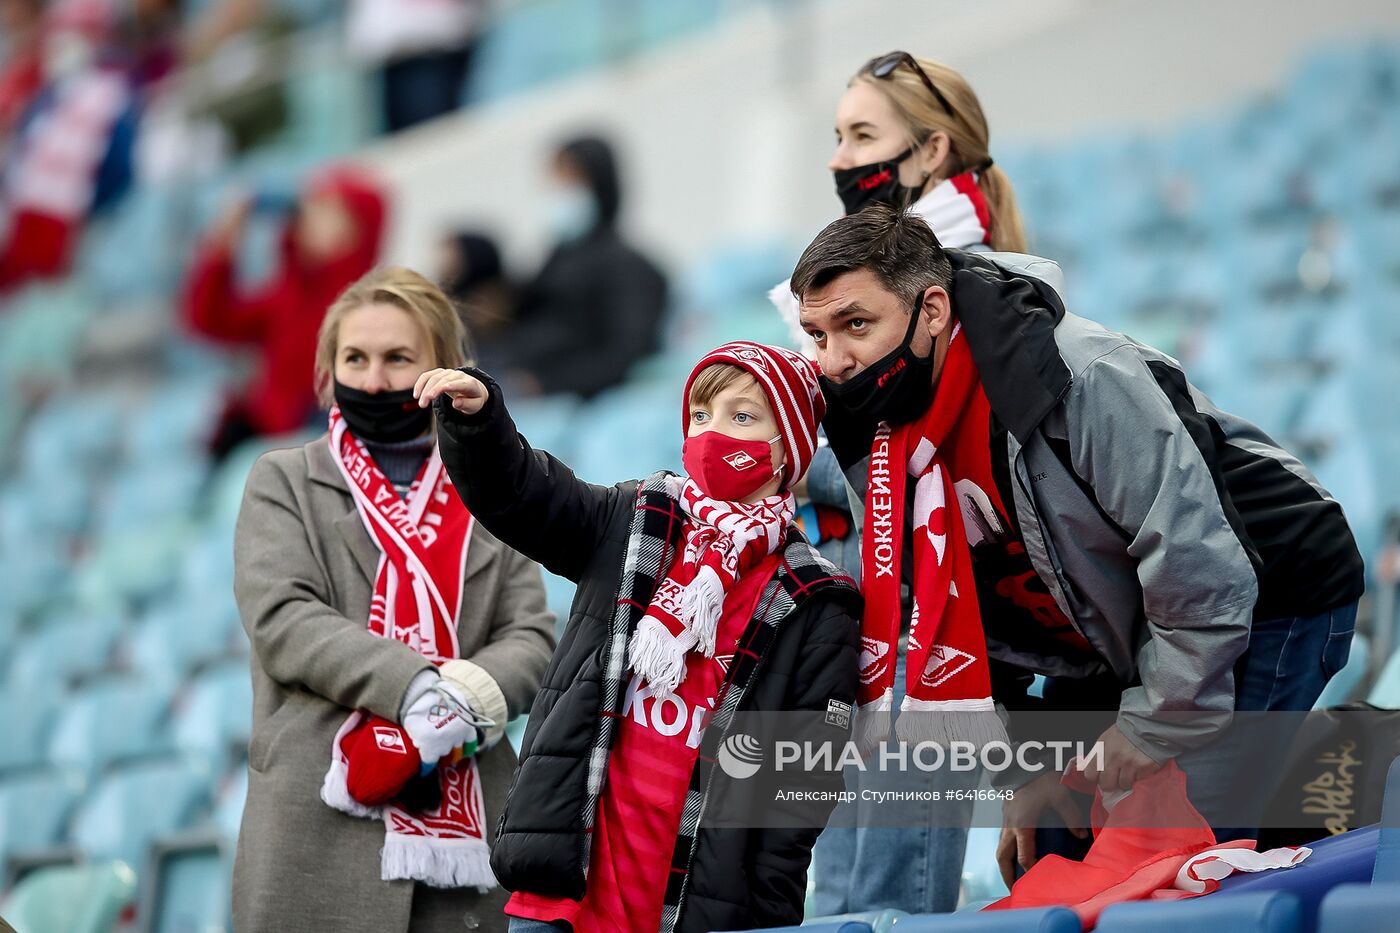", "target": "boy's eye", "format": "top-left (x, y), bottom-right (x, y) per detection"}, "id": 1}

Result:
top-left (691, 410), bottom-right (709, 423)
top-left (734, 412), bottom-right (753, 425)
